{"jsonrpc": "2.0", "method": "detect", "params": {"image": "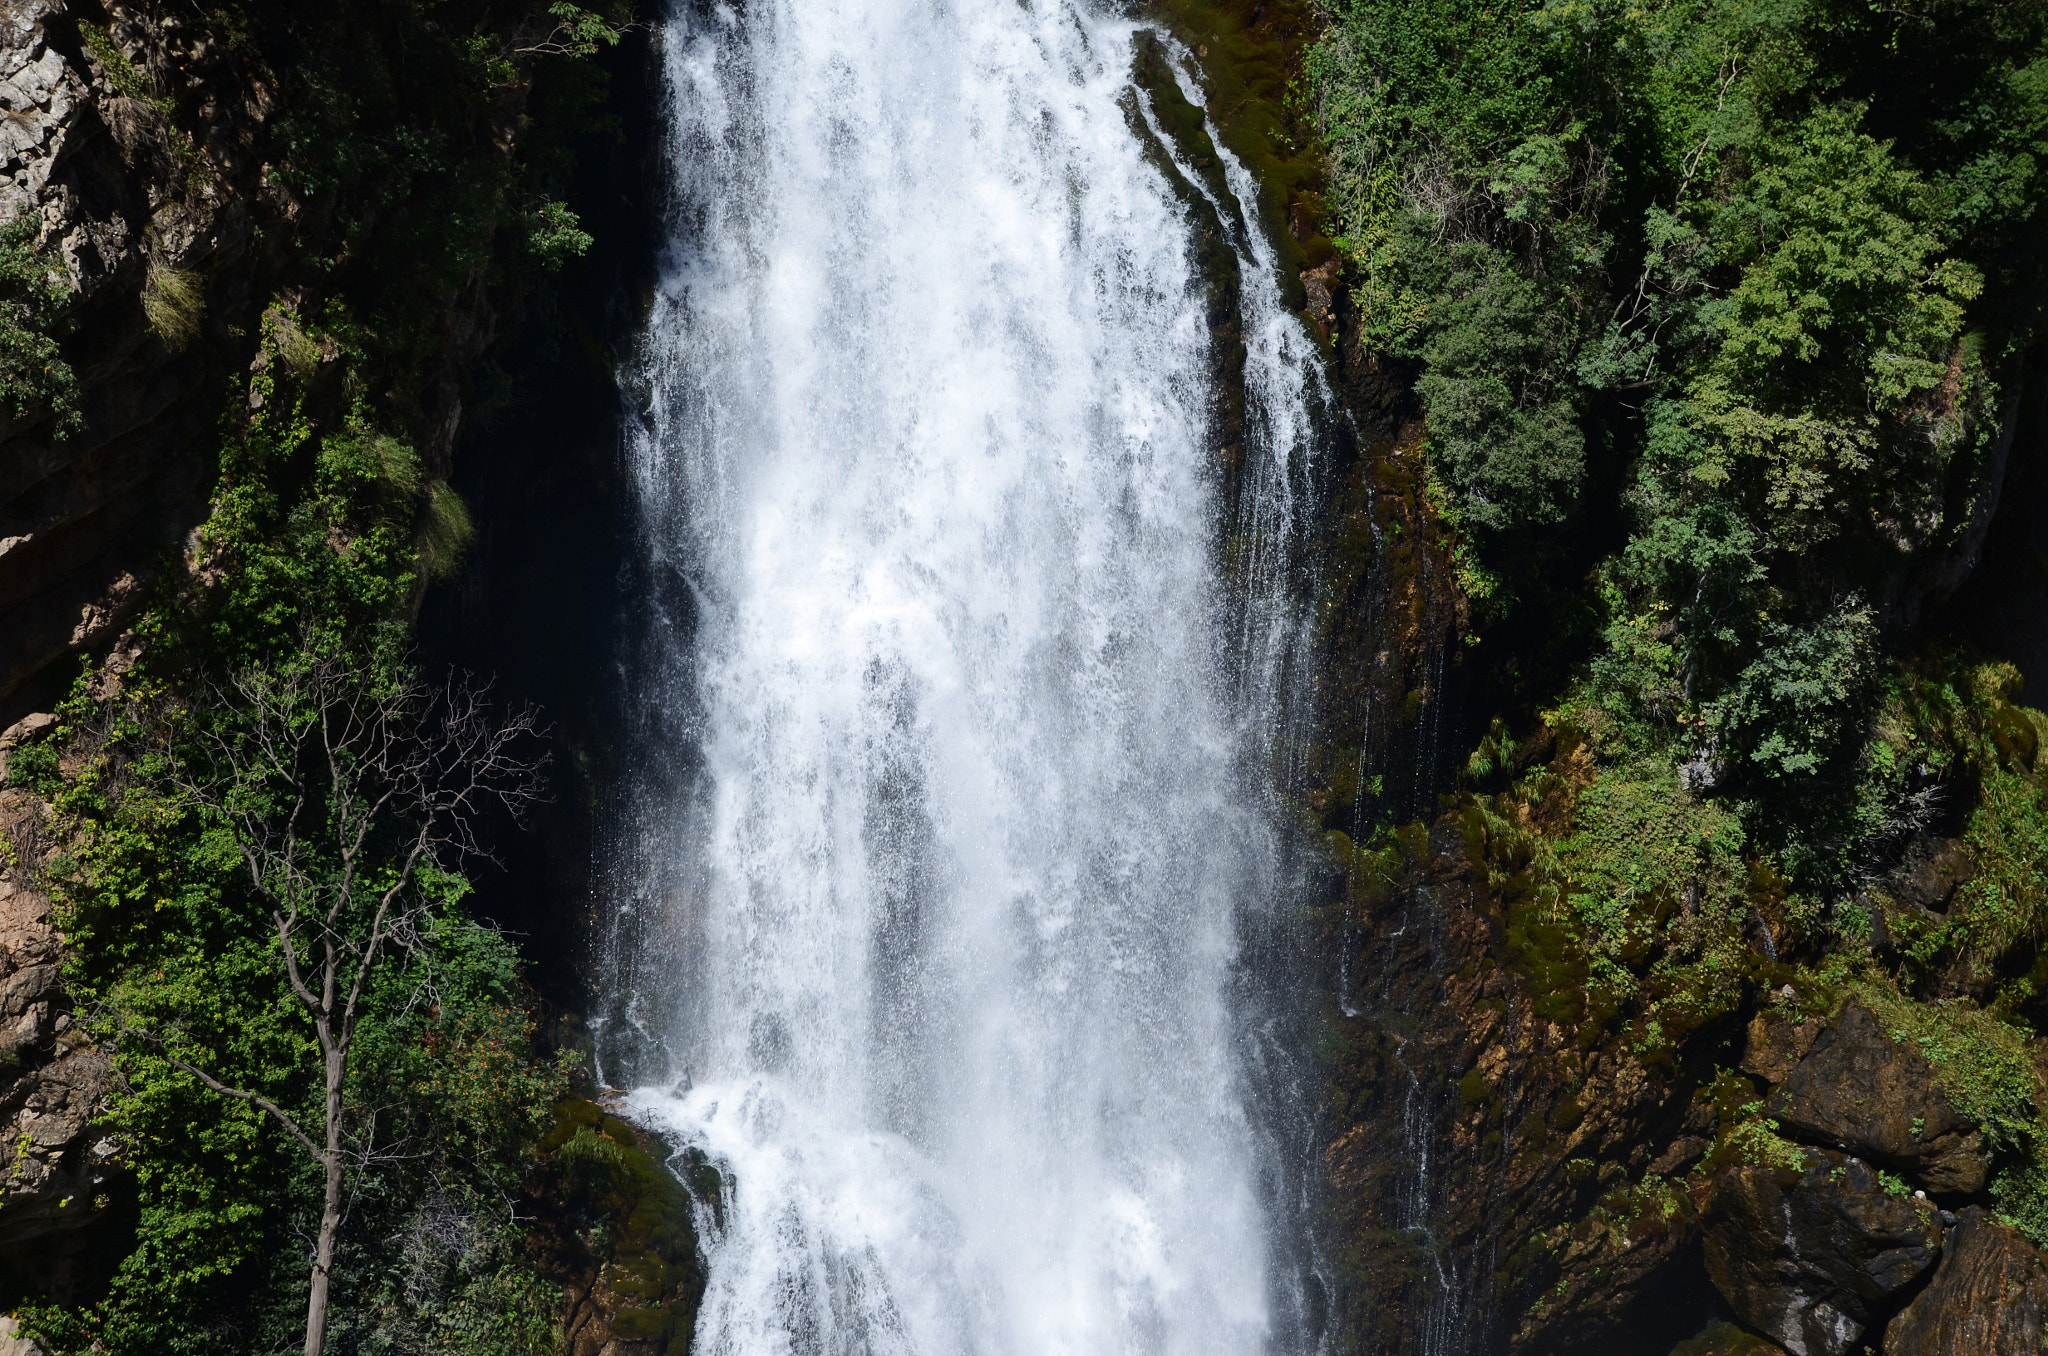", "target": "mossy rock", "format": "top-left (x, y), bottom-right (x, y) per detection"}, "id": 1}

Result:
top-left (1668, 1319), bottom-right (1788, 1356)
top-left (542, 1098), bottom-right (711, 1355)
